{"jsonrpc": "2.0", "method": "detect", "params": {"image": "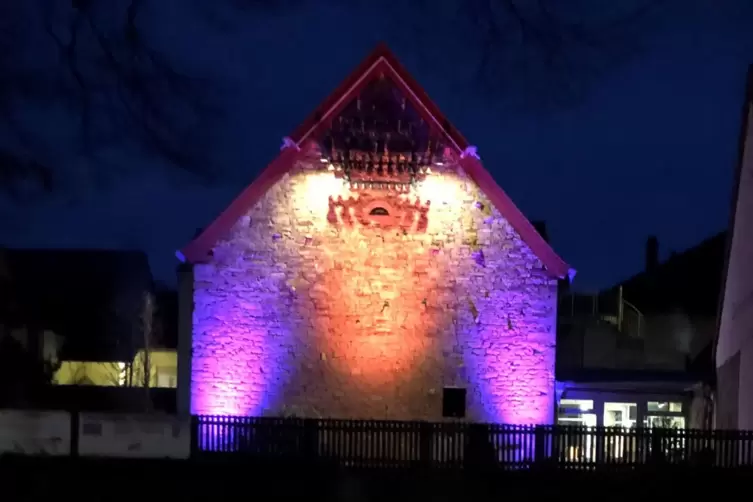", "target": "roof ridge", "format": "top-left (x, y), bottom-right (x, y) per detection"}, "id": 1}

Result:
top-left (178, 44), bottom-right (572, 279)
